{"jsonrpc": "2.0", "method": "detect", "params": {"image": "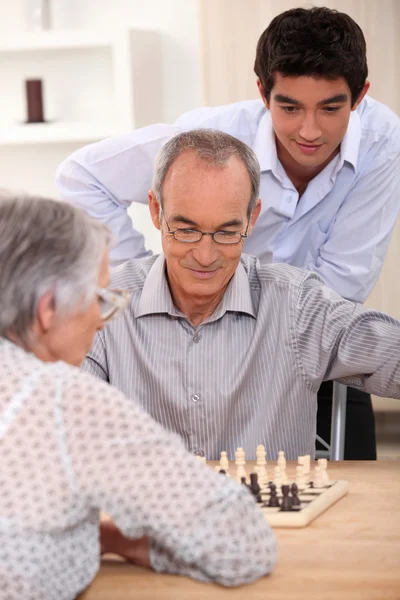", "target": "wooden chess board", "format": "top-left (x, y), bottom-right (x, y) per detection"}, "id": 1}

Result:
top-left (258, 479), bottom-right (349, 528)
